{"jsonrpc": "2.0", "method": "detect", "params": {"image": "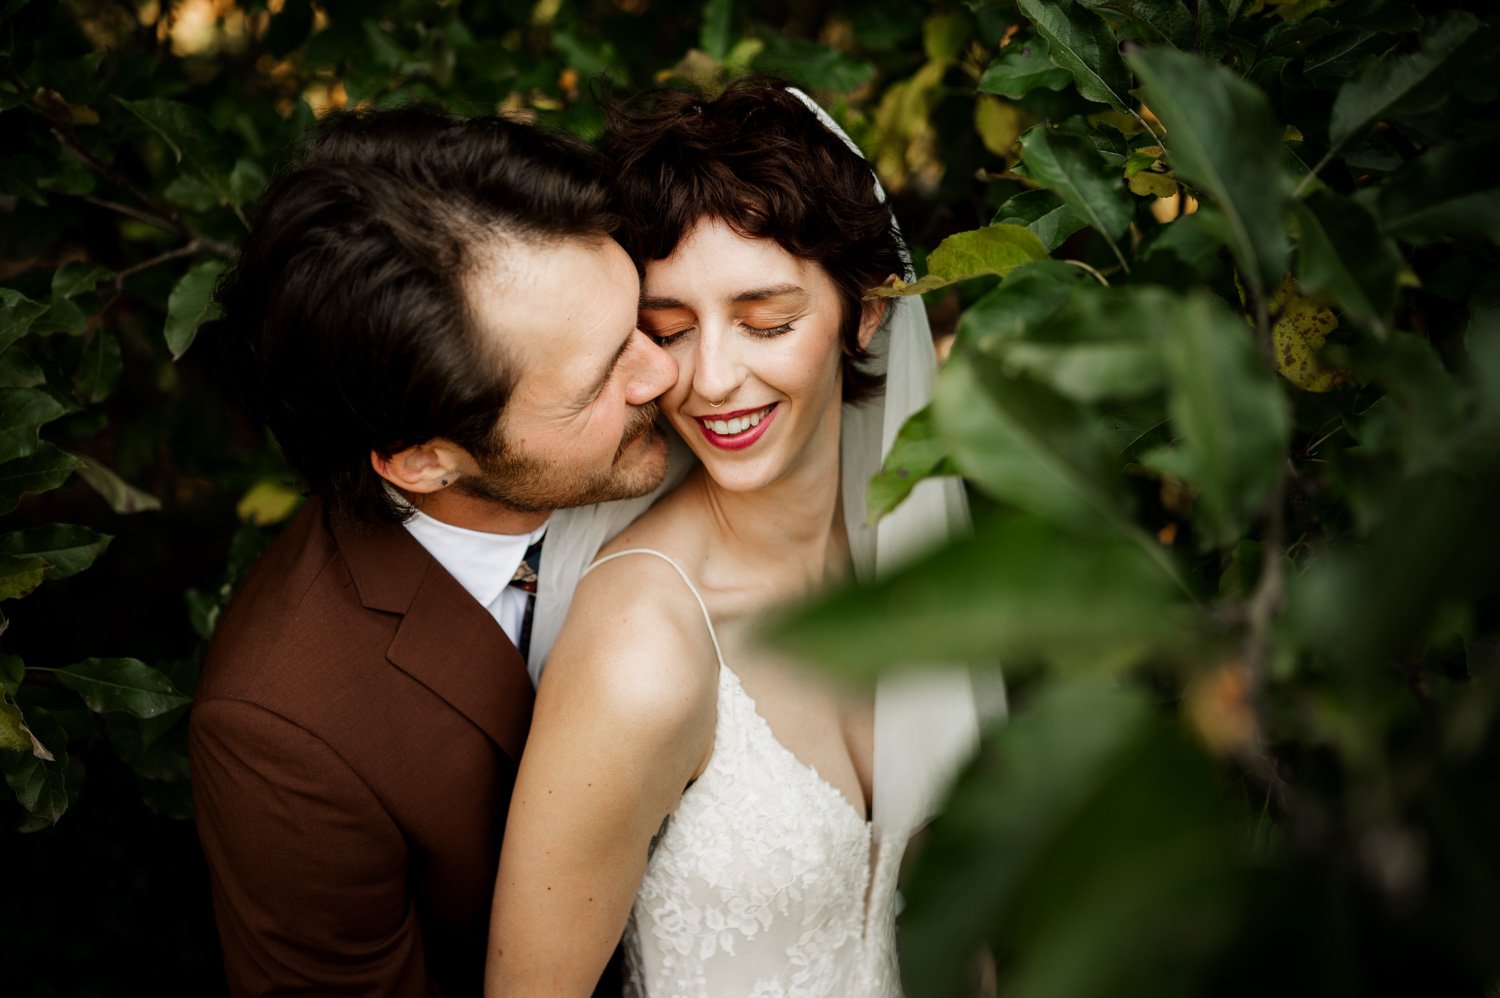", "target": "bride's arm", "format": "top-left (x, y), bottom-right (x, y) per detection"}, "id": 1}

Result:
top-left (484, 561), bottom-right (717, 995)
